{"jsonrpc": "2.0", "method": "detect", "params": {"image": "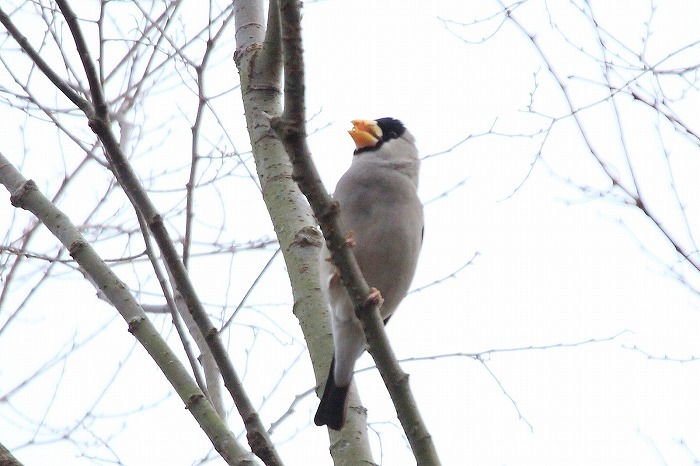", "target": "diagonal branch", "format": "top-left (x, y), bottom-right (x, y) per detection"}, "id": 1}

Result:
top-left (232, 0), bottom-right (376, 462)
top-left (0, 6), bottom-right (91, 114)
top-left (0, 153), bottom-right (253, 466)
top-left (0, 441), bottom-right (23, 466)
top-left (270, 1), bottom-right (441, 464)
top-left (13, 2), bottom-right (283, 464)
top-left (499, 0), bottom-right (700, 276)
